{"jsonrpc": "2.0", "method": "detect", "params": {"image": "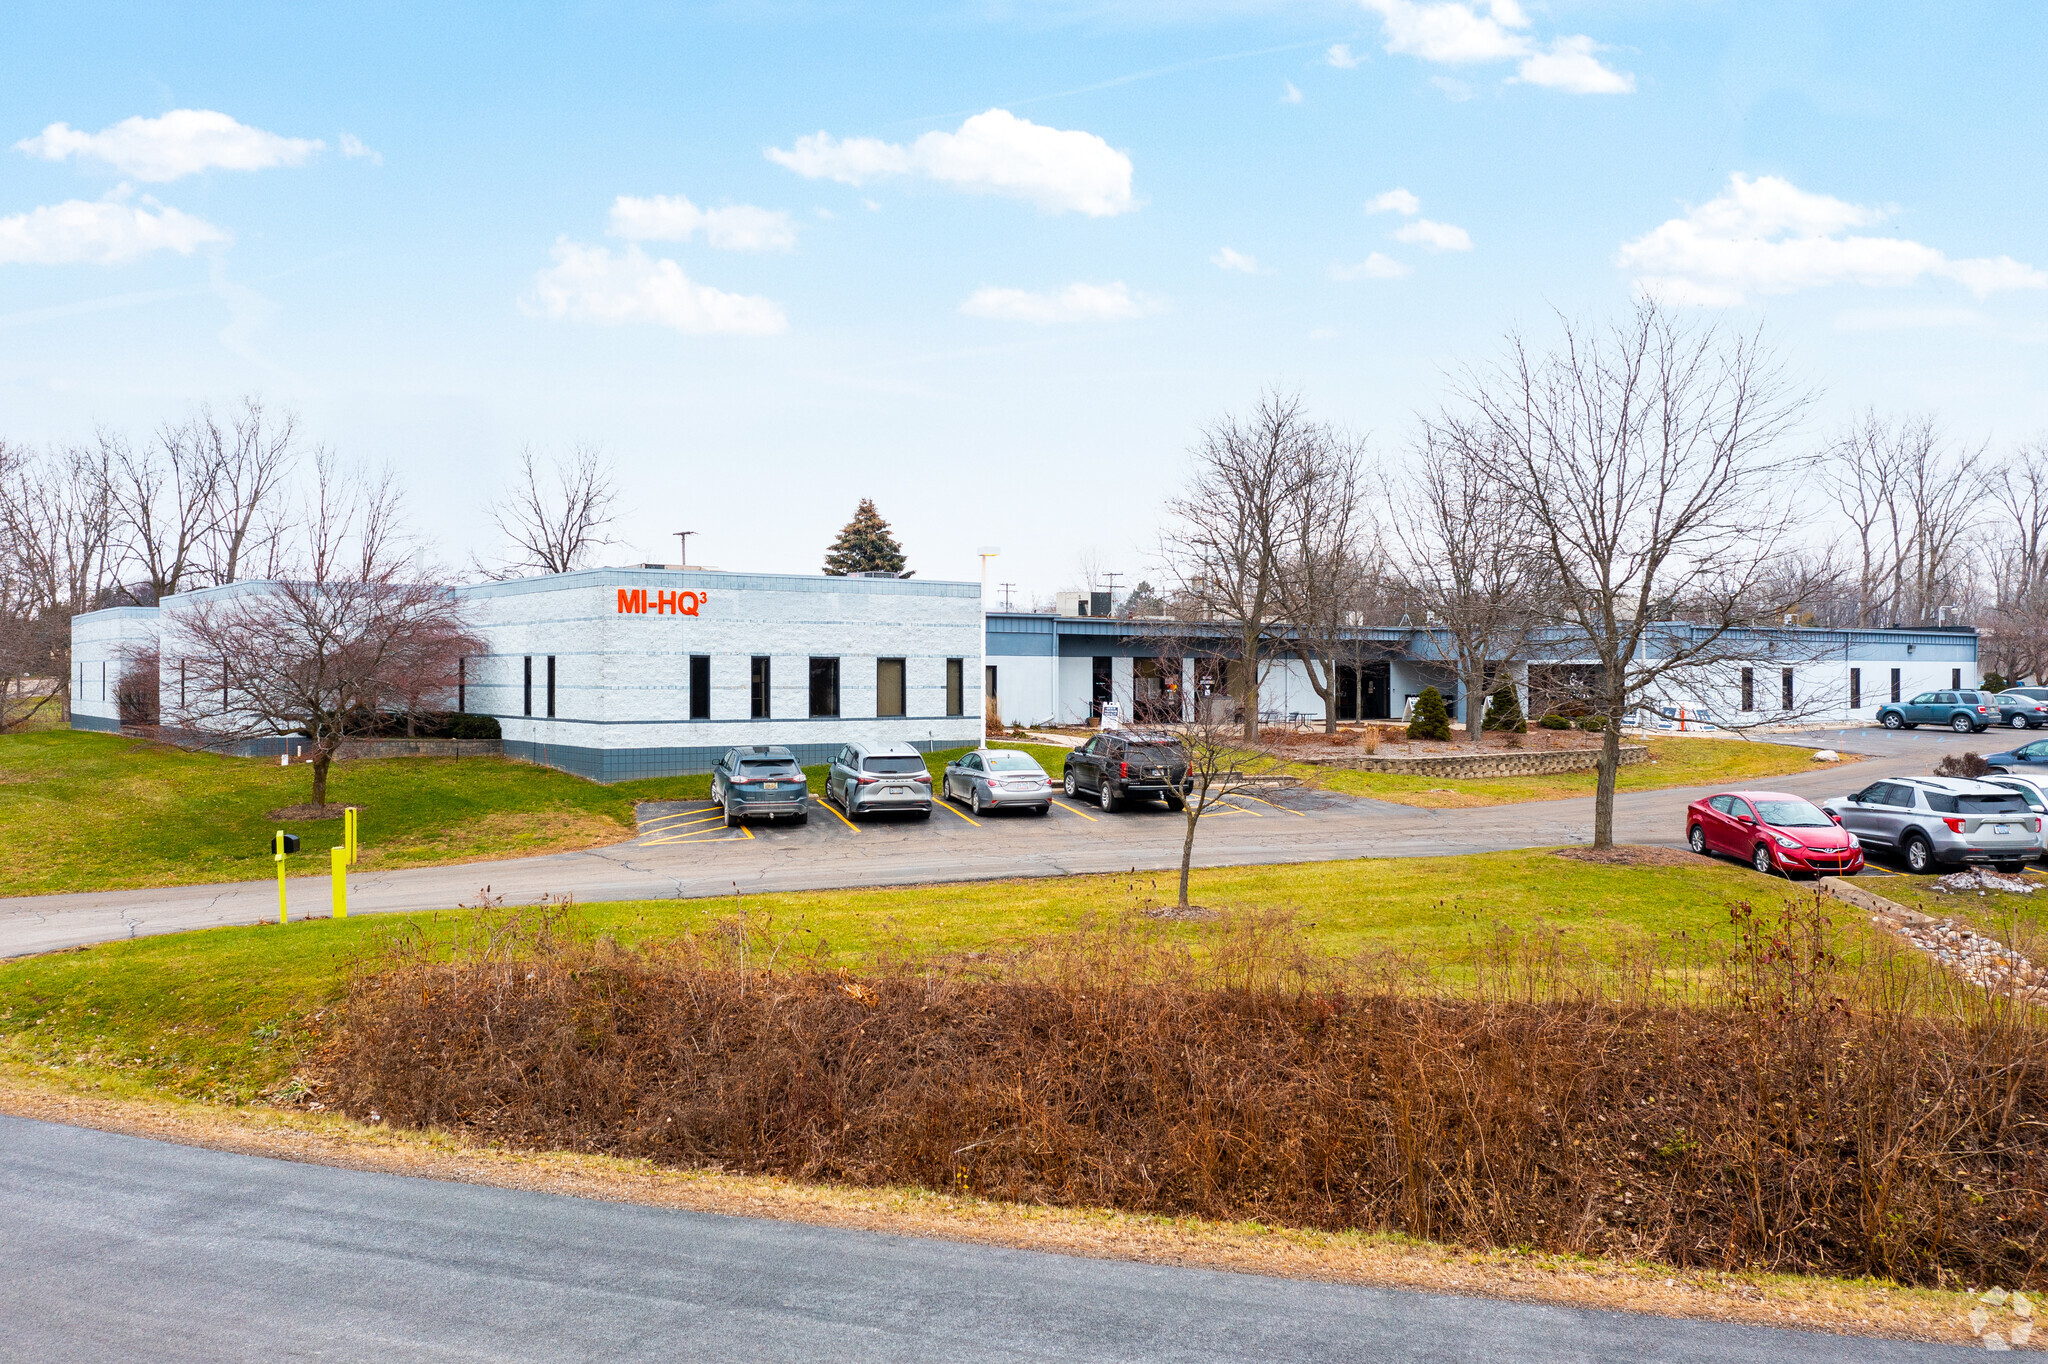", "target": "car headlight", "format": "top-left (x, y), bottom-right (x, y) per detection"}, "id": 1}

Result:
top-left (1772, 833), bottom-right (1802, 850)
